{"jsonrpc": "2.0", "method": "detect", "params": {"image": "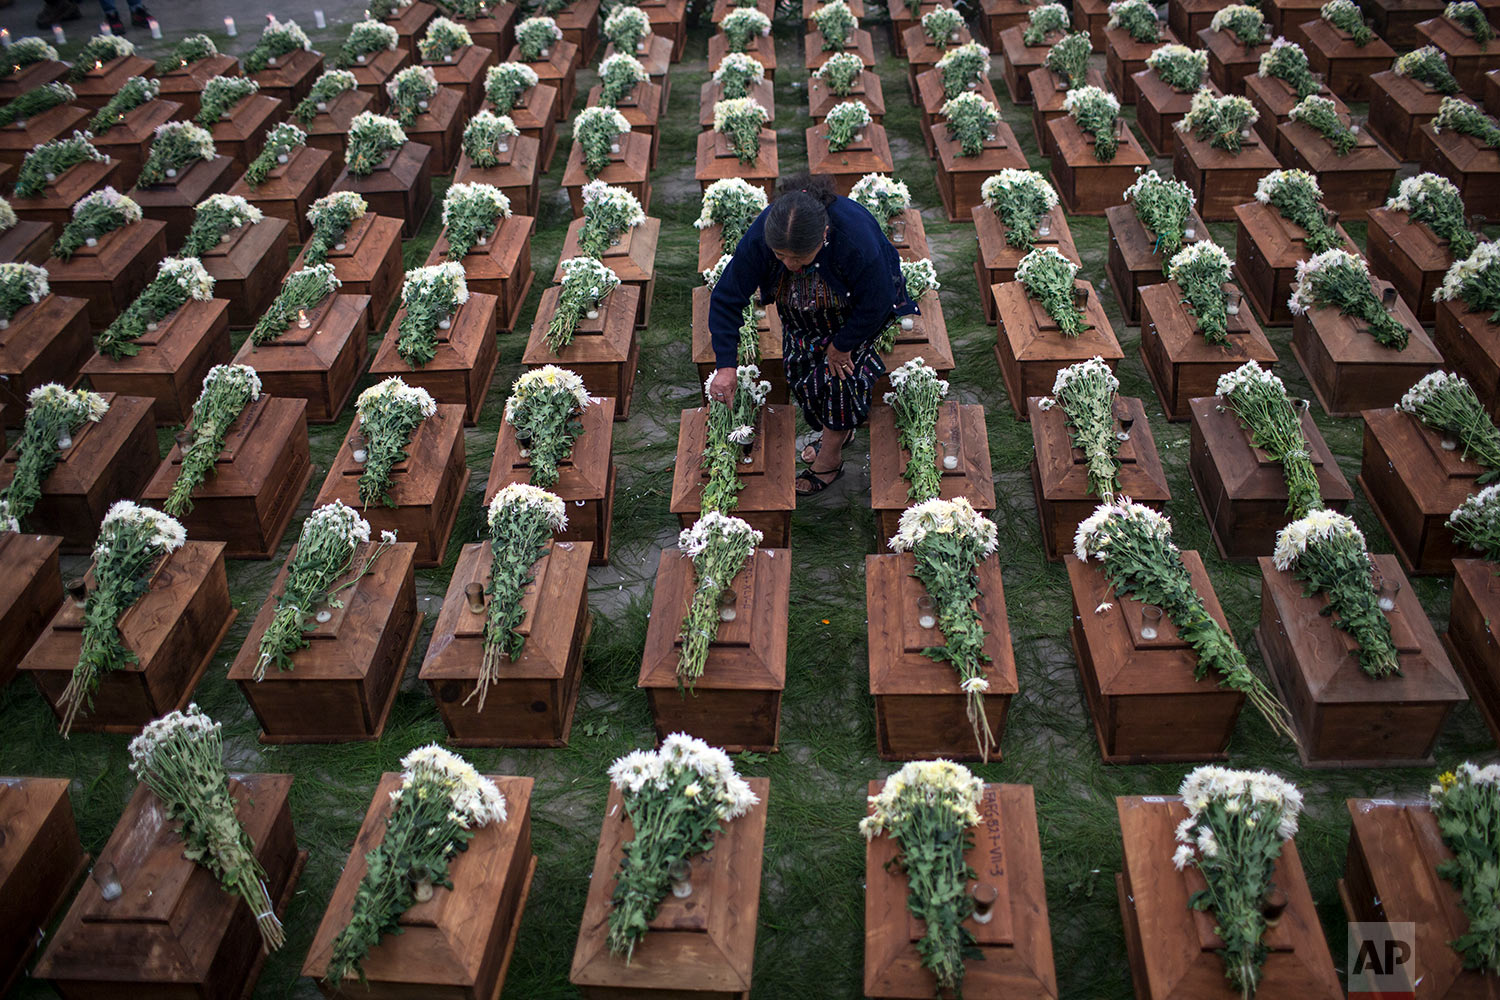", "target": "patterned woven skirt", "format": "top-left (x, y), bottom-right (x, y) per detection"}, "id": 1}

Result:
top-left (777, 267), bottom-right (887, 432)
